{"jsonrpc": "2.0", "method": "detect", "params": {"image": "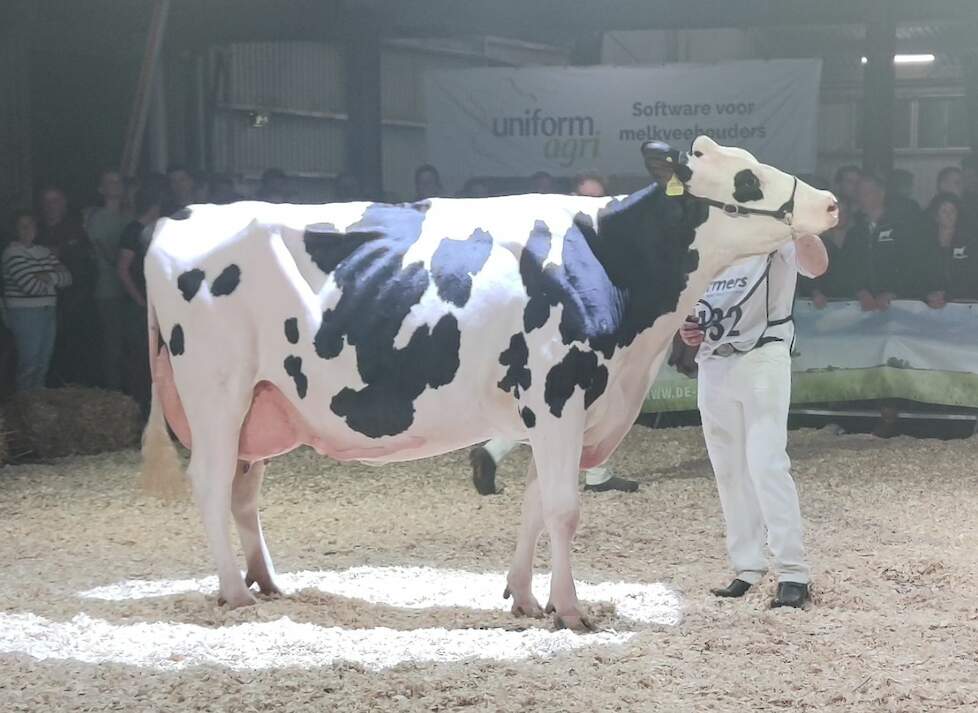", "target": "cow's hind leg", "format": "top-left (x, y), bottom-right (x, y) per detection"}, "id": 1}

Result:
top-left (187, 421), bottom-right (255, 608)
top-left (232, 460), bottom-right (281, 596)
top-left (504, 460), bottom-right (545, 618)
top-left (530, 412), bottom-right (591, 632)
